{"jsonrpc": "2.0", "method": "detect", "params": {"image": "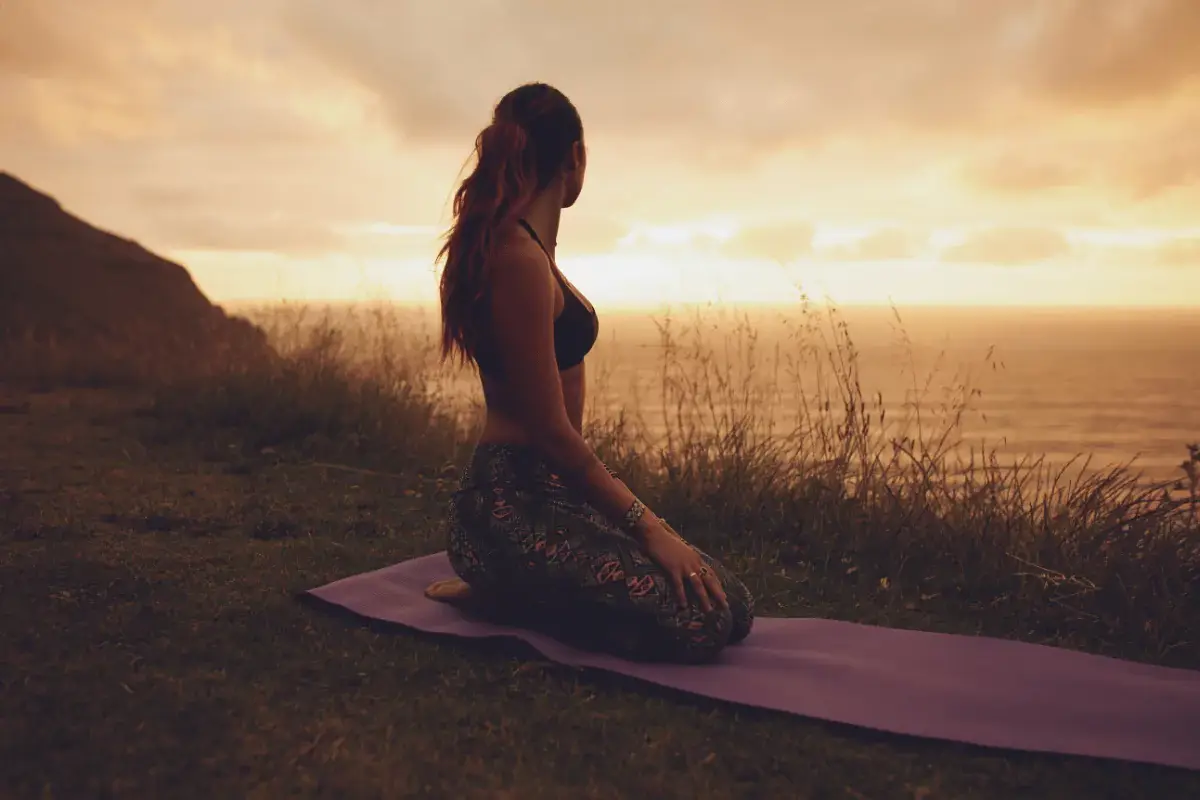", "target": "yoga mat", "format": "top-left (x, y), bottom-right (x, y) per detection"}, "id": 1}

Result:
top-left (307, 552), bottom-right (1200, 772)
